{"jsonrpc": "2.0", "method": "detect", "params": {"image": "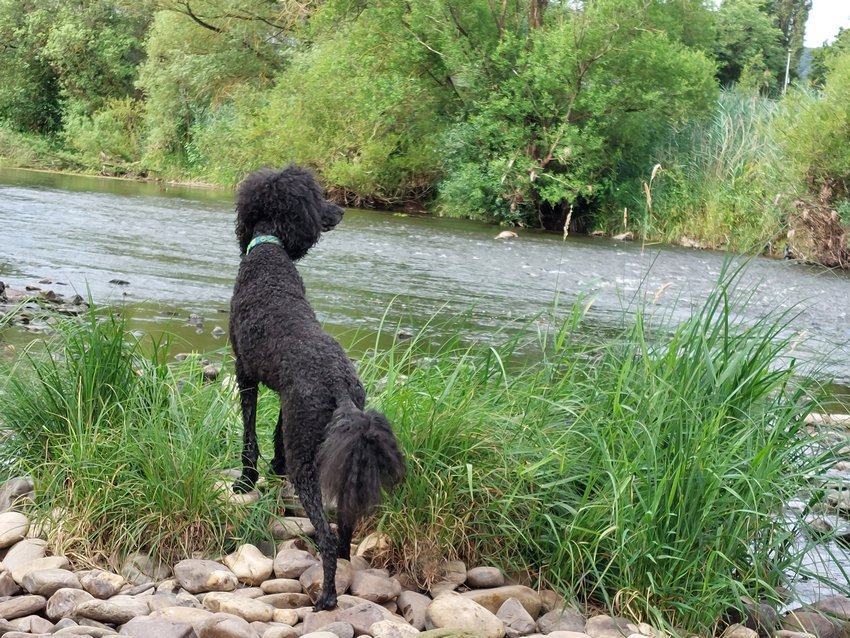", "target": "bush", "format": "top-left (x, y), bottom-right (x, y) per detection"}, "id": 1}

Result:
top-left (0, 308), bottom-right (275, 566)
top-left (779, 51), bottom-right (850, 202)
top-left (360, 268), bottom-right (835, 631)
top-left (63, 98), bottom-right (145, 174)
